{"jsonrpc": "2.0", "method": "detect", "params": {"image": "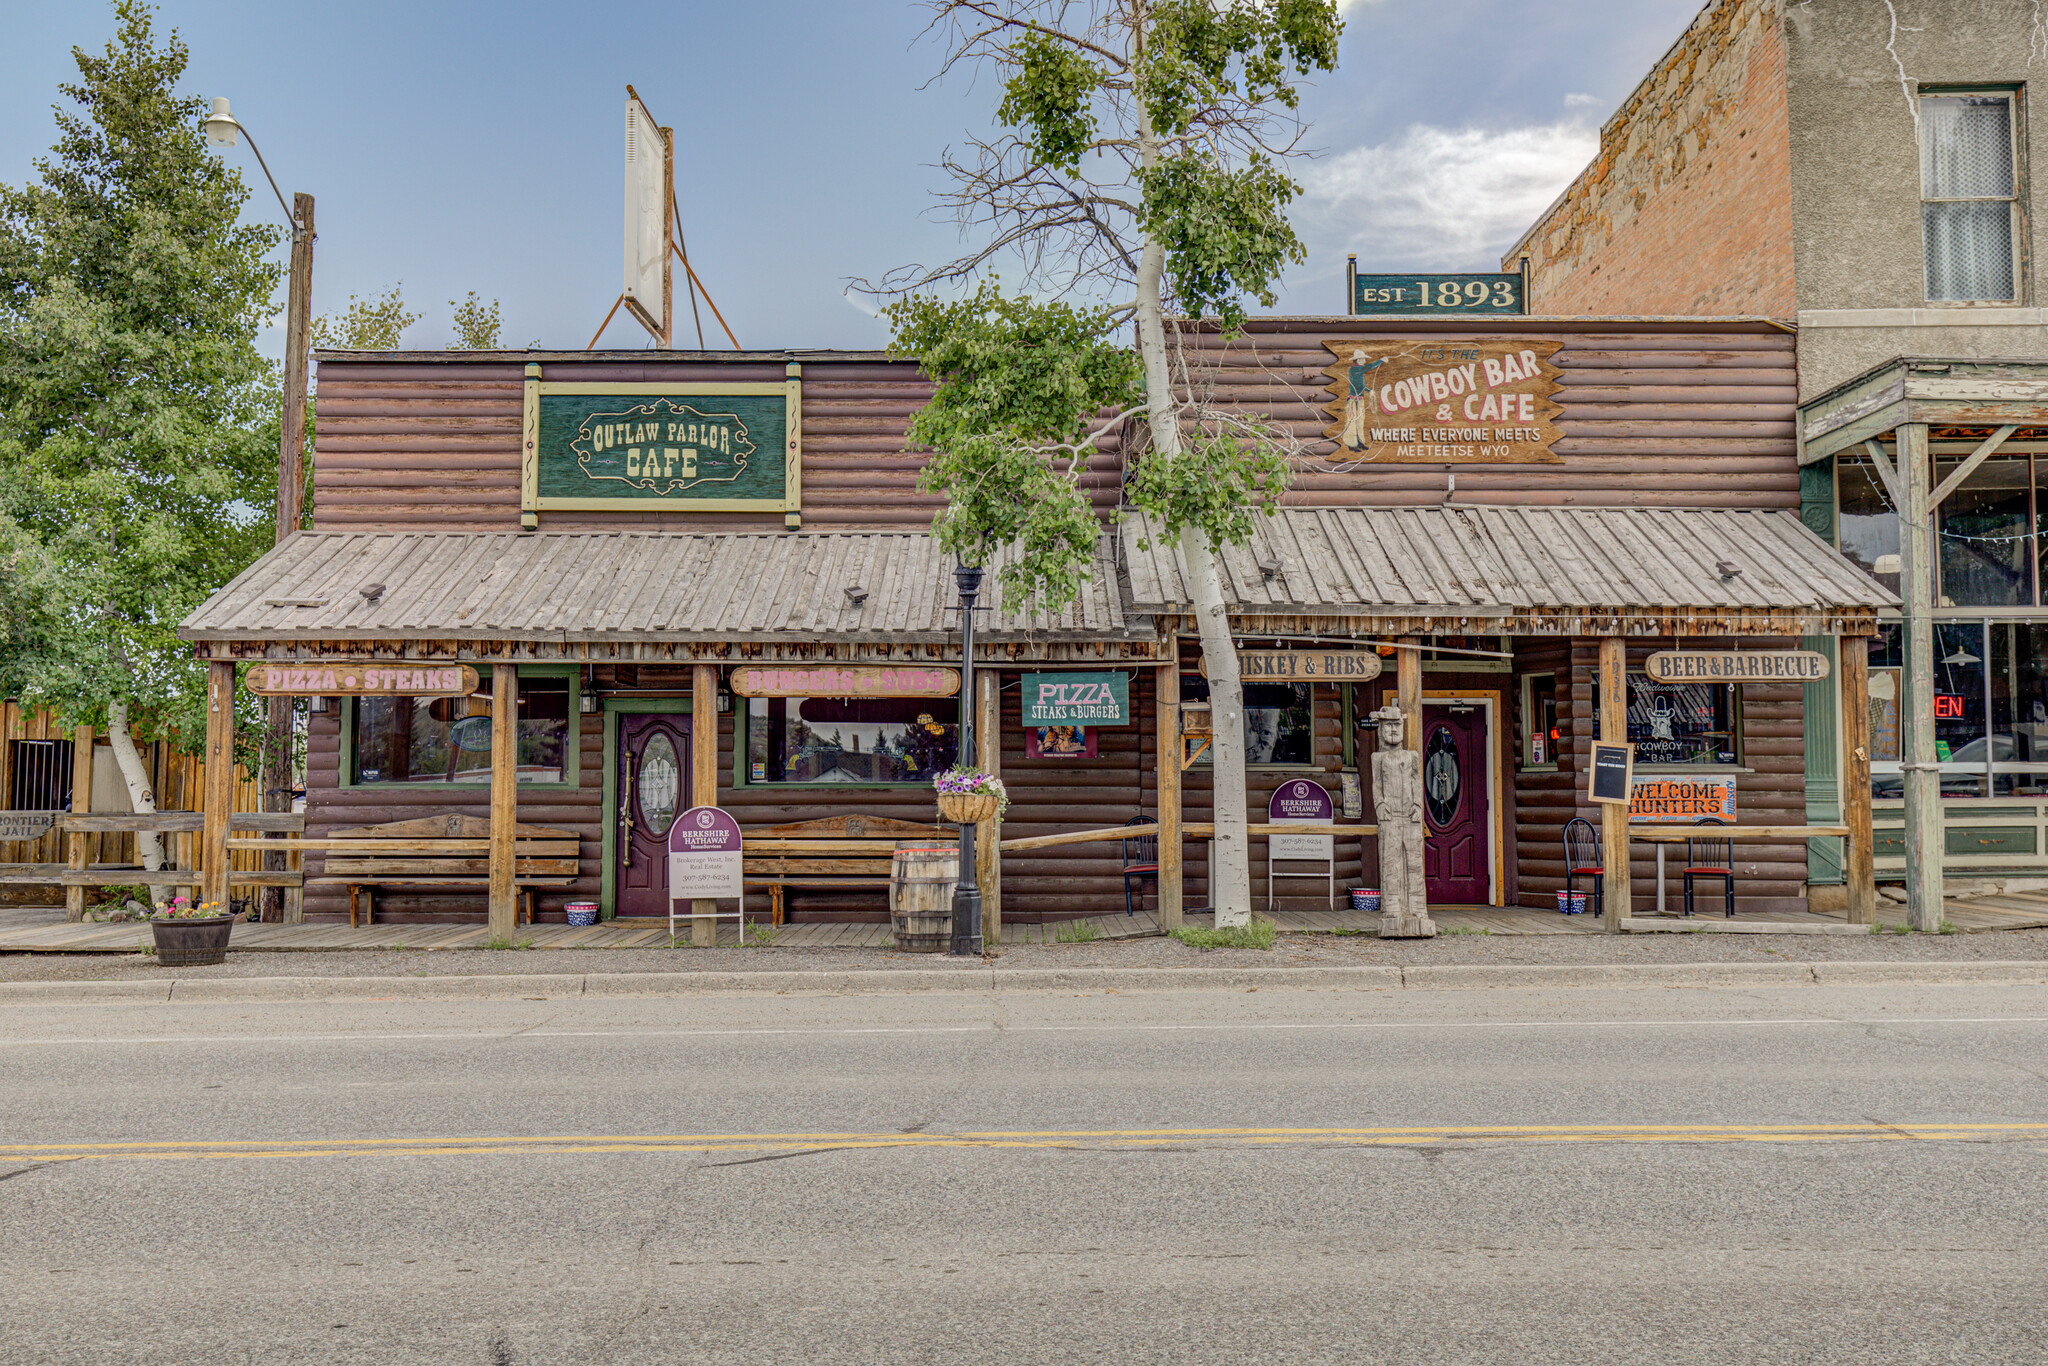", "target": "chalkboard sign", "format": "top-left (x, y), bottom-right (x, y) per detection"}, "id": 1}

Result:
top-left (1586, 742), bottom-right (1635, 805)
